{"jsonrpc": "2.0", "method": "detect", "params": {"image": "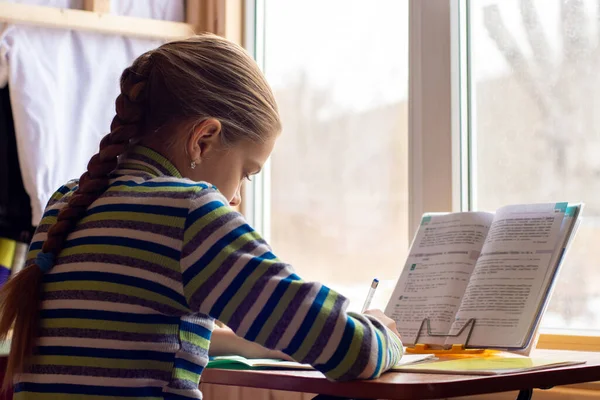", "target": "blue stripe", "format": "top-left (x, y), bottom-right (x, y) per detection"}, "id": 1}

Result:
top-left (0, 267), bottom-right (10, 284)
top-left (285, 285), bottom-right (330, 356)
top-left (210, 251), bottom-right (277, 319)
top-left (39, 308), bottom-right (180, 324)
top-left (288, 274), bottom-right (302, 281)
top-left (14, 382), bottom-right (162, 397)
top-left (184, 200), bottom-right (226, 230)
top-left (245, 274), bottom-right (294, 341)
top-left (370, 328), bottom-right (383, 379)
top-left (57, 185), bottom-right (72, 194)
top-left (180, 321), bottom-right (212, 340)
top-left (110, 180), bottom-right (209, 189)
top-left (64, 236), bottom-right (179, 260)
top-left (86, 203), bottom-right (188, 218)
top-left (35, 346), bottom-right (173, 362)
top-left (29, 241), bottom-right (43, 251)
top-left (182, 223), bottom-right (255, 283)
top-left (44, 271), bottom-right (187, 306)
top-left (41, 208), bottom-right (59, 218)
top-left (318, 317), bottom-right (356, 373)
top-left (174, 357), bottom-right (204, 374)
